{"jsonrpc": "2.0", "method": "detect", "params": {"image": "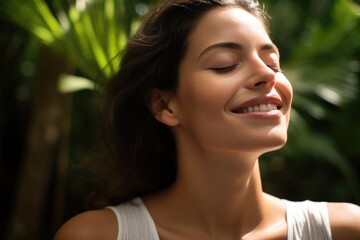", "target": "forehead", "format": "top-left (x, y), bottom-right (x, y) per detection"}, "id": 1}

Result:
top-left (186, 7), bottom-right (272, 55)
